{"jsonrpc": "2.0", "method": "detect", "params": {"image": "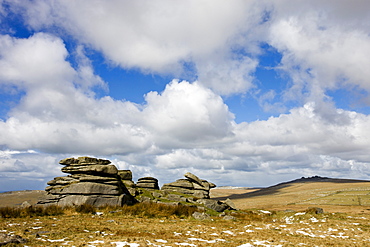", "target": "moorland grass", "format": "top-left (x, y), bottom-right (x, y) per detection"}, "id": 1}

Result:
top-left (0, 201), bottom-right (198, 219)
top-left (1, 205), bottom-right (370, 246)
